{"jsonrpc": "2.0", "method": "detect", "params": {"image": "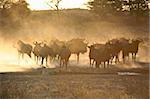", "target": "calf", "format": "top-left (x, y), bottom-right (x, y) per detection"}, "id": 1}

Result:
top-left (16, 40), bottom-right (32, 59)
